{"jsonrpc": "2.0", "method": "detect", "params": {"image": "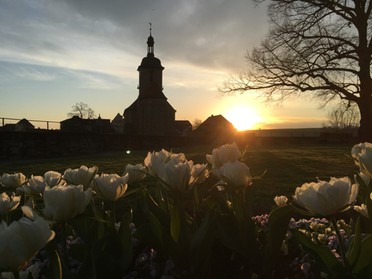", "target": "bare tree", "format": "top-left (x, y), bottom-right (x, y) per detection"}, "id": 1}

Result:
top-left (222, 0), bottom-right (372, 141)
top-left (68, 102), bottom-right (96, 119)
top-left (325, 101), bottom-right (360, 129)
